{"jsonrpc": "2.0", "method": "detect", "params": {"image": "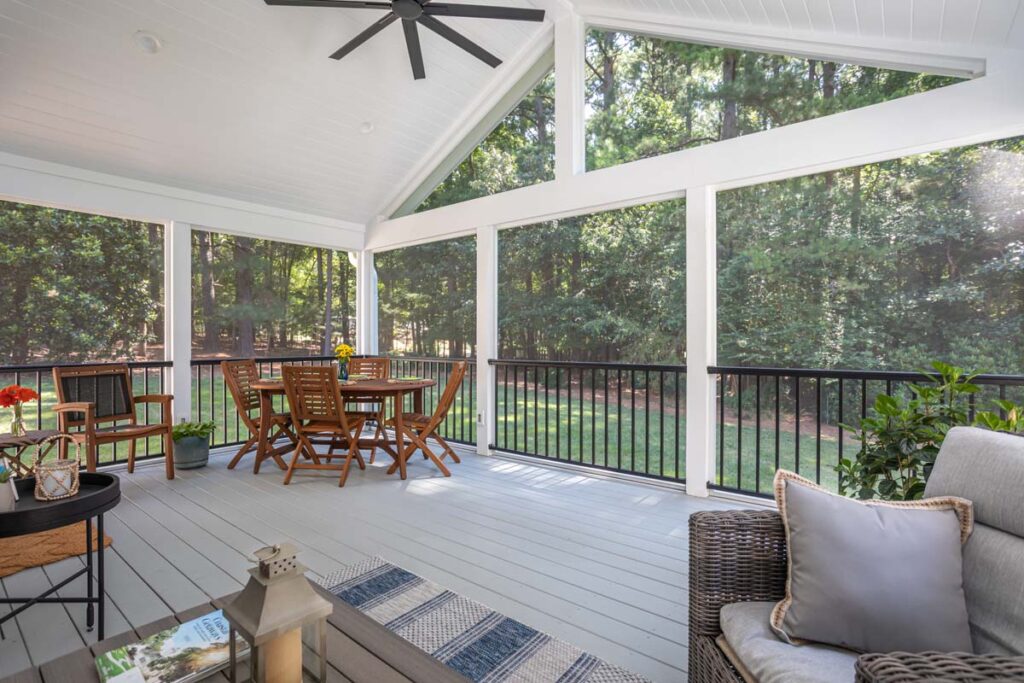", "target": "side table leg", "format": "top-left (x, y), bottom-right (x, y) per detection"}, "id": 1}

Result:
top-left (85, 516), bottom-right (94, 631)
top-left (97, 512), bottom-right (105, 640)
